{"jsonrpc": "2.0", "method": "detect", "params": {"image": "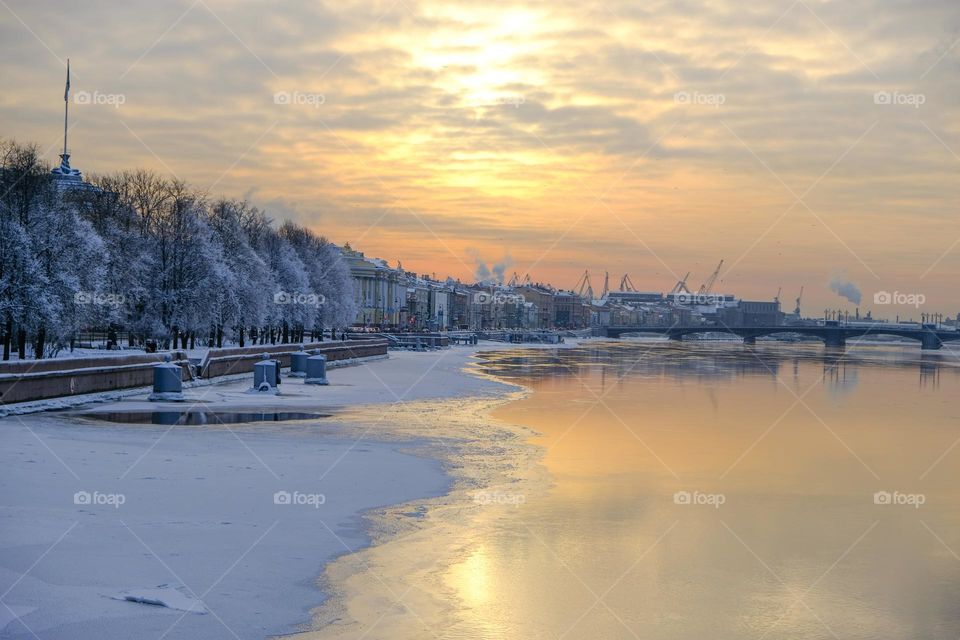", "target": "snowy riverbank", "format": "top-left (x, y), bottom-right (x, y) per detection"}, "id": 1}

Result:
top-left (0, 345), bottom-right (548, 639)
